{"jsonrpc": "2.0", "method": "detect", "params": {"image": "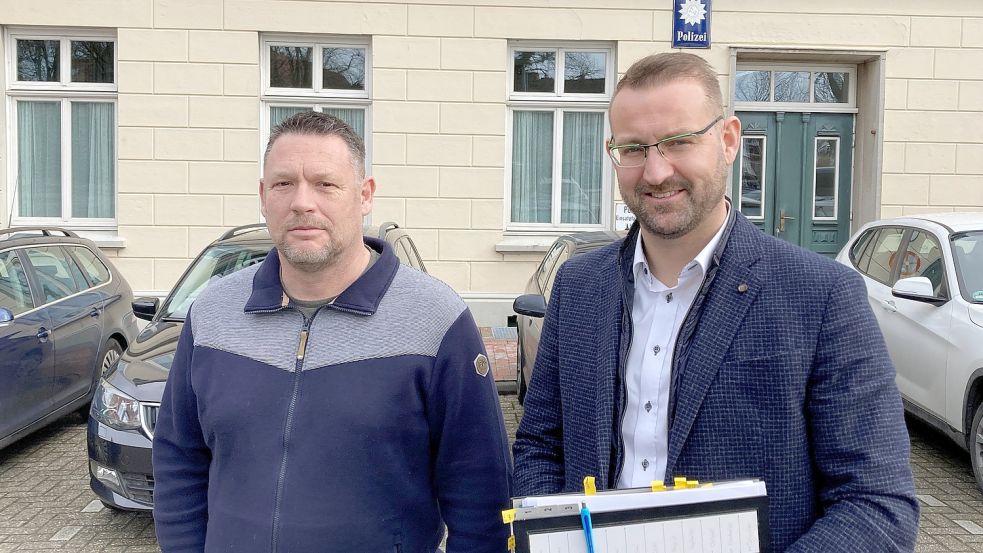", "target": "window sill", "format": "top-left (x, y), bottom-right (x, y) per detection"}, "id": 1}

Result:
top-left (495, 235), bottom-right (559, 253)
top-left (74, 230), bottom-right (126, 249)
